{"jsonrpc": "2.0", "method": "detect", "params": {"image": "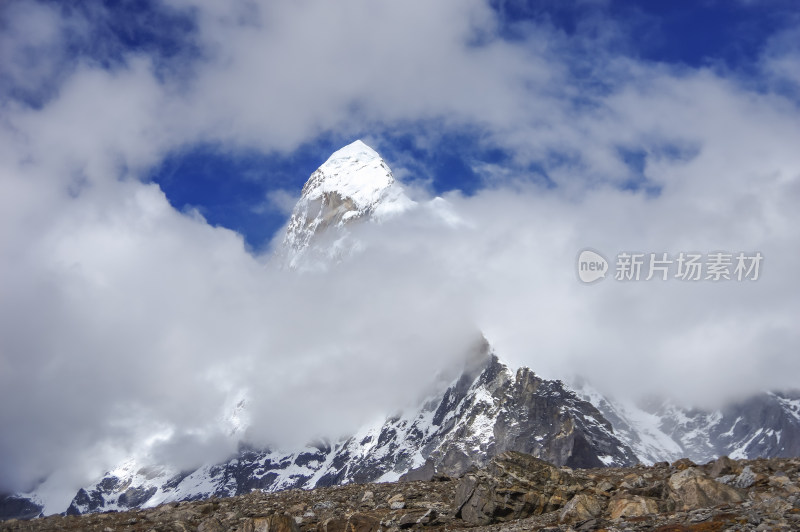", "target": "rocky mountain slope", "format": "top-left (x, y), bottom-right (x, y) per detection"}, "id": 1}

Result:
top-left (58, 342), bottom-right (637, 516)
top-left (4, 452), bottom-right (800, 531)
